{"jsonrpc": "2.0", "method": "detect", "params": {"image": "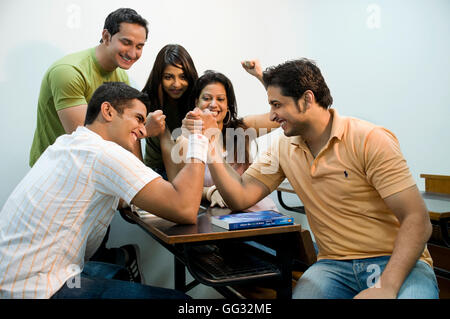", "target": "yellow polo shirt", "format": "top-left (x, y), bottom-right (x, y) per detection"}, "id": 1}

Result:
top-left (244, 109), bottom-right (432, 266)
